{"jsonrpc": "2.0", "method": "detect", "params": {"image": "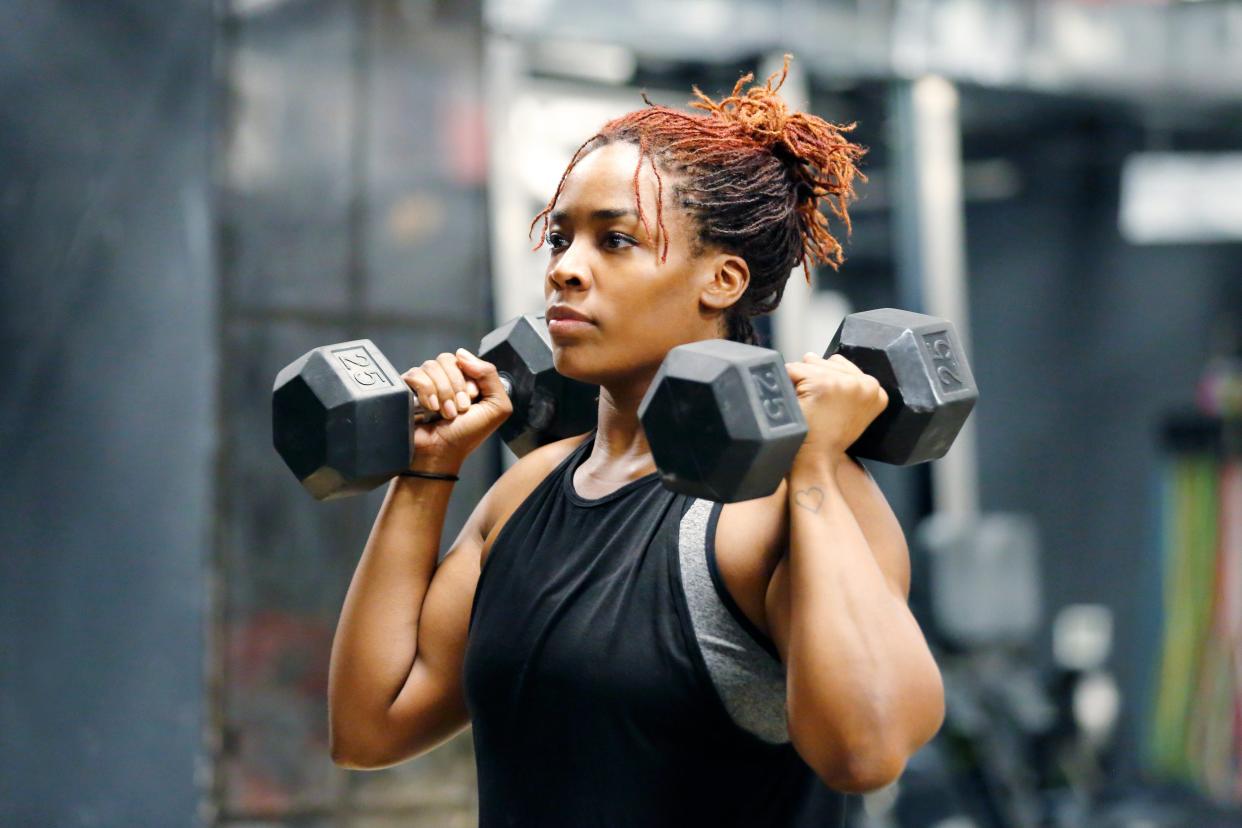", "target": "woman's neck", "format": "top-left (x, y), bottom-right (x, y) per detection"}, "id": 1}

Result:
top-left (583, 384), bottom-right (656, 481)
